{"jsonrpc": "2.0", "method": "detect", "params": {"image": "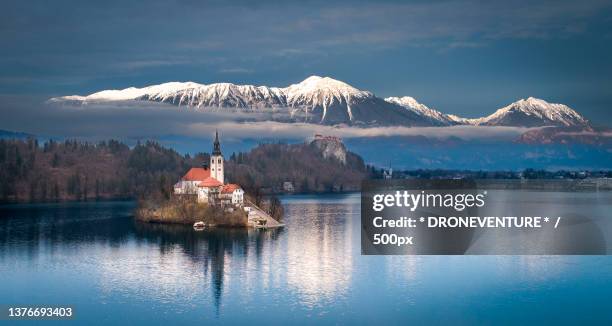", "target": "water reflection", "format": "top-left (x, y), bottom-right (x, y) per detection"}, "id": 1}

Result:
top-left (284, 202), bottom-right (355, 308)
top-left (0, 201), bottom-right (285, 315)
top-left (1, 193), bottom-right (611, 324)
top-left (132, 223), bottom-right (284, 314)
